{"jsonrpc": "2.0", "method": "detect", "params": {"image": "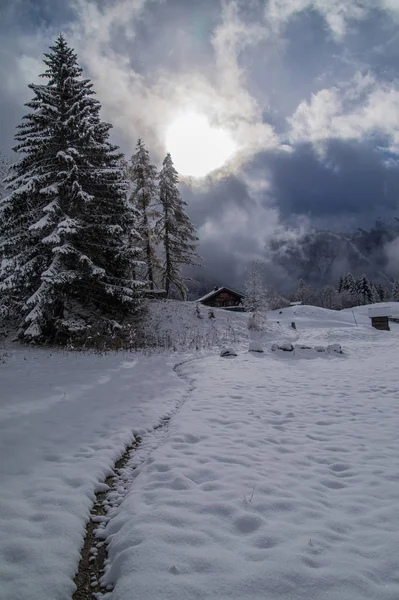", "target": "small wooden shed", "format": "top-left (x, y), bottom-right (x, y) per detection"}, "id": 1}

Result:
top-left (368, 307), bottom-right (390, 331)
top-left (197, 287), bottom-right (244, 309)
